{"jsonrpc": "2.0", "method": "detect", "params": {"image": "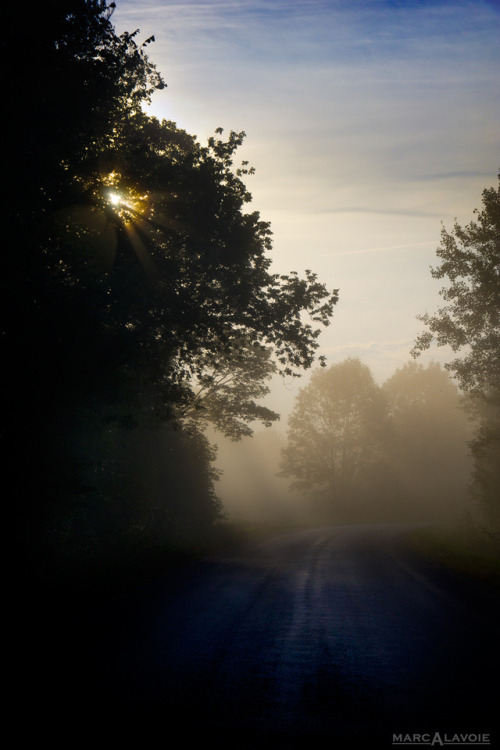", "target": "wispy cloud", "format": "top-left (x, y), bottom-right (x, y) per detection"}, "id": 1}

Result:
top-left (317, 208), bottom-right (443, 218)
